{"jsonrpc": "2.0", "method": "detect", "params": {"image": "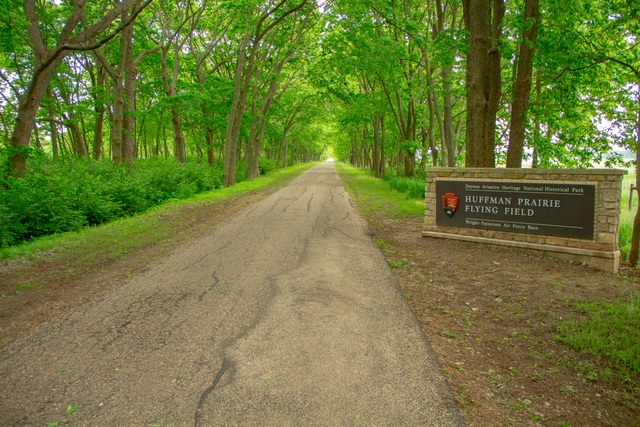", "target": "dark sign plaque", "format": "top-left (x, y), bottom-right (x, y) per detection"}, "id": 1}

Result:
top-left (435, 180), bottom-right (596, 239)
